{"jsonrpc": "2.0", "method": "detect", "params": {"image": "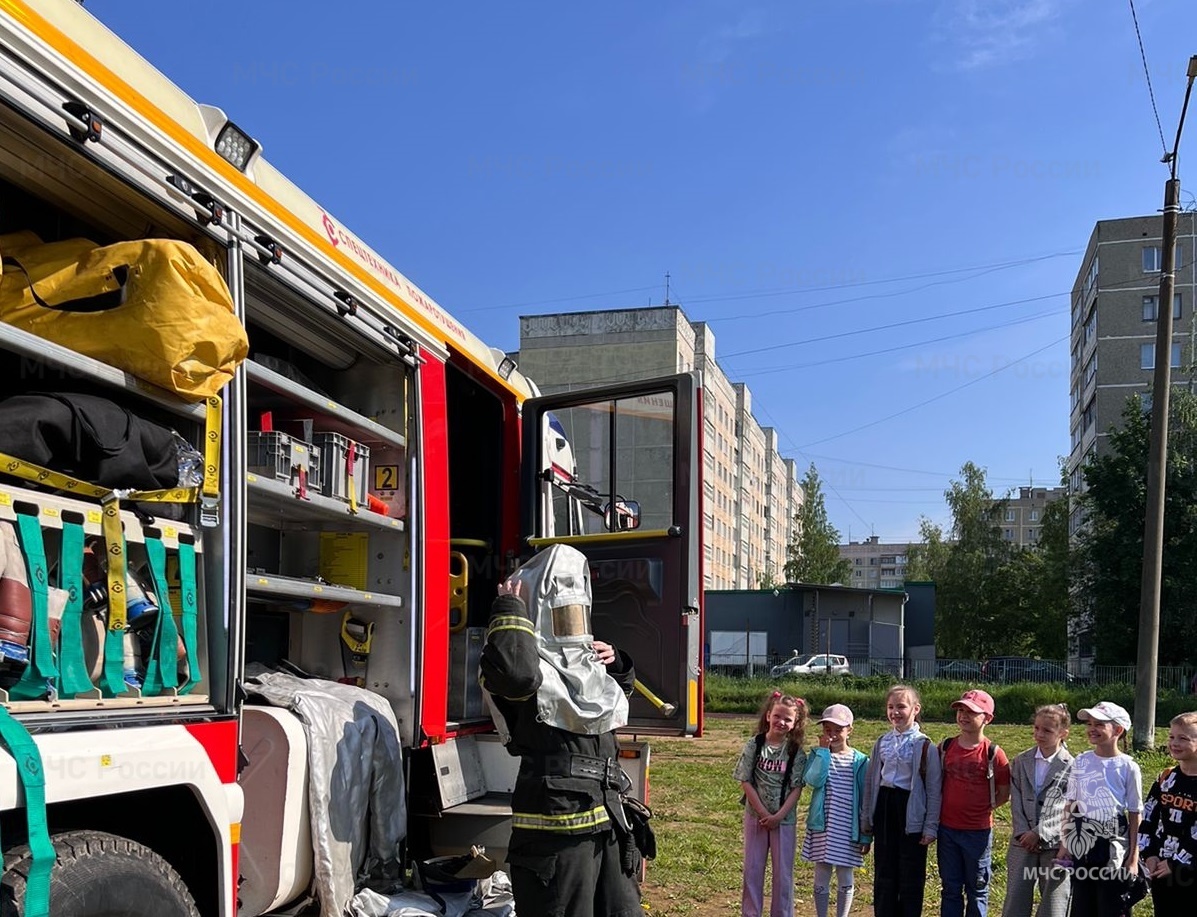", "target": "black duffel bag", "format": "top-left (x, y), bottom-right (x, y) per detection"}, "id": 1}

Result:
top-left (0, 392), bottom-right (178, 491)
